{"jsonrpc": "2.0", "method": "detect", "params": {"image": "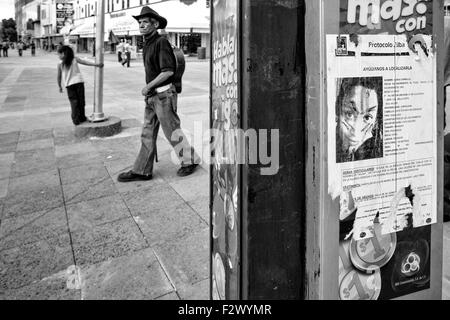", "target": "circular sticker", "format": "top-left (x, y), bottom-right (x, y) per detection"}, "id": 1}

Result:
top-left (350, 231), bottom-right (397, 273)
top-left (339, 269), bottom-right (382, 300)
top-left (400, 252), bottom-right (421, 277)
top-left (214, 253), bottom-right (226, 300)
top-left (223, 193), bottom-right (235, 231)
